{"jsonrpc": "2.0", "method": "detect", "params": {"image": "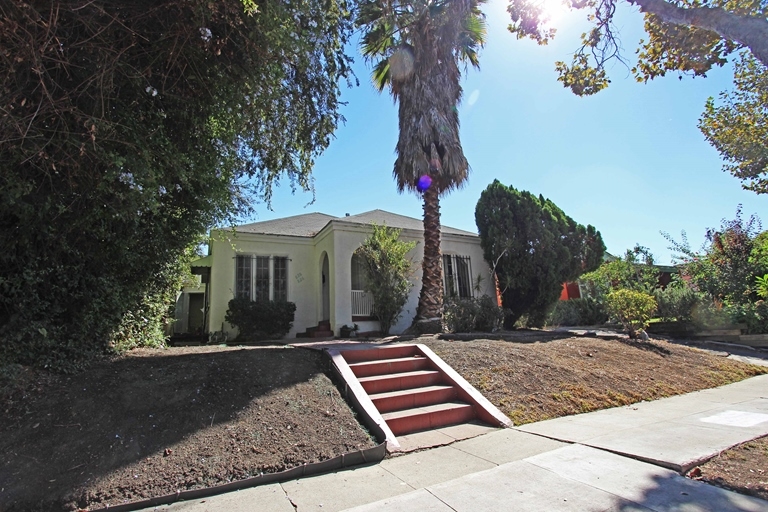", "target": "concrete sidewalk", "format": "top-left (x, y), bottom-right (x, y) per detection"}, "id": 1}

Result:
top-left (144, 375), bottom-right (768, 512)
